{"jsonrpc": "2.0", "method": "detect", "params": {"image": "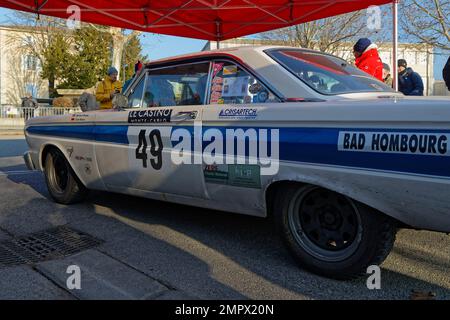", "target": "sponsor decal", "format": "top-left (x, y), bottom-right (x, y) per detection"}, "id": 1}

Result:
top-left (128, 109), bottom-right (172, 123)
top-left (338, 131), bottom-right (450, 156)
top-left (74, 155), bottom-right (93, 162)
top-left (203, 164), bottom-right (261, 189)
top-left (257, 90), bottom-right (269, 103)
top-left (222, 76), bottom-right (249, 97)
top-left (66, 147), bottom-right (74, 158)
top-left (212, 76), bottom-right (223, 85)
top-left (70, 114), bottom-right (90, 122)
top-left (223, 65), bottom-right (238, 76)
top-left (218, 108), bottom-right (258, 120)
top-left (249, 83), bottom-right (263, 95)
top-left (212, 63), bottom-right (224, 78)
